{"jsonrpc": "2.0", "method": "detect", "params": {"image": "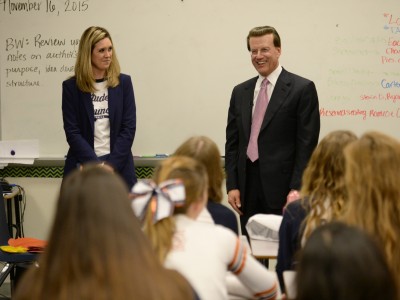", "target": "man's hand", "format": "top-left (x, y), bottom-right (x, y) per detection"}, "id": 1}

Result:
top-left (227, 189), bottom-right (243, 215)
top-left (283, 189), bottom-right (300, 213)
top-left (286, 189), bottom-right (300, 204)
